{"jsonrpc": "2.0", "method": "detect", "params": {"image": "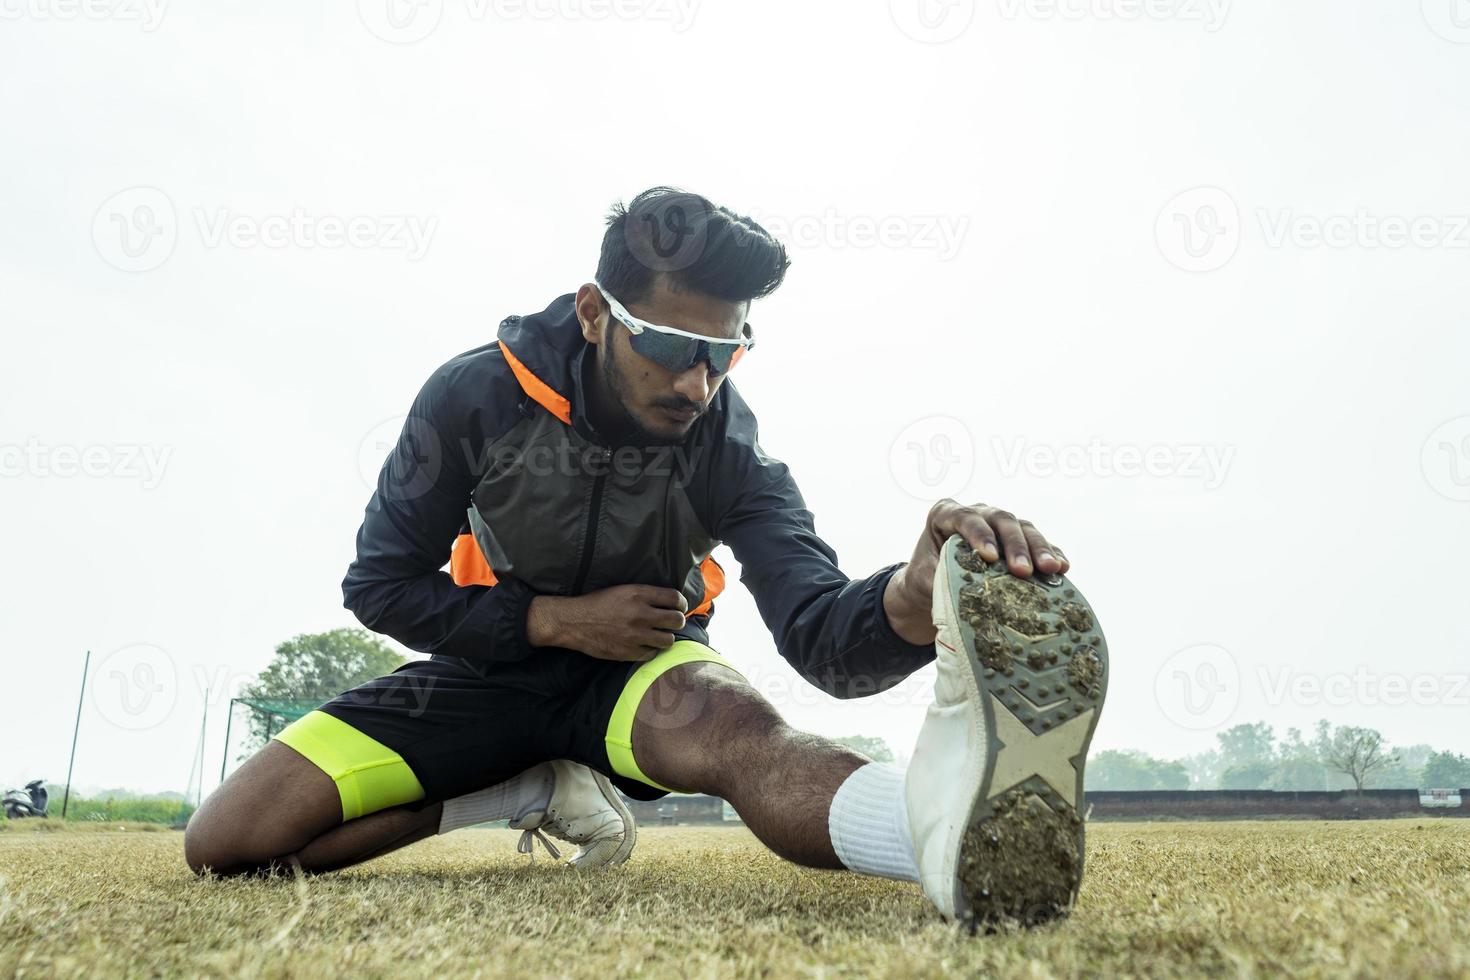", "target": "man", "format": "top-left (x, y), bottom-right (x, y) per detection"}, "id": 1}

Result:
top-left (186, 187), bottom-right (1109, 927)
